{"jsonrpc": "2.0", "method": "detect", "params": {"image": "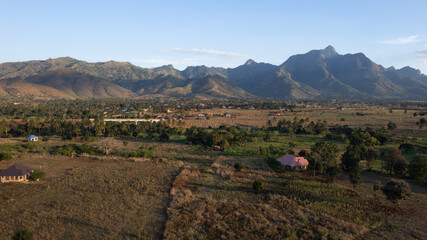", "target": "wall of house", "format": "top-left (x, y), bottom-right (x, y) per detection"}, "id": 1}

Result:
top-left (0, 174), bottom-right (29, 183)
